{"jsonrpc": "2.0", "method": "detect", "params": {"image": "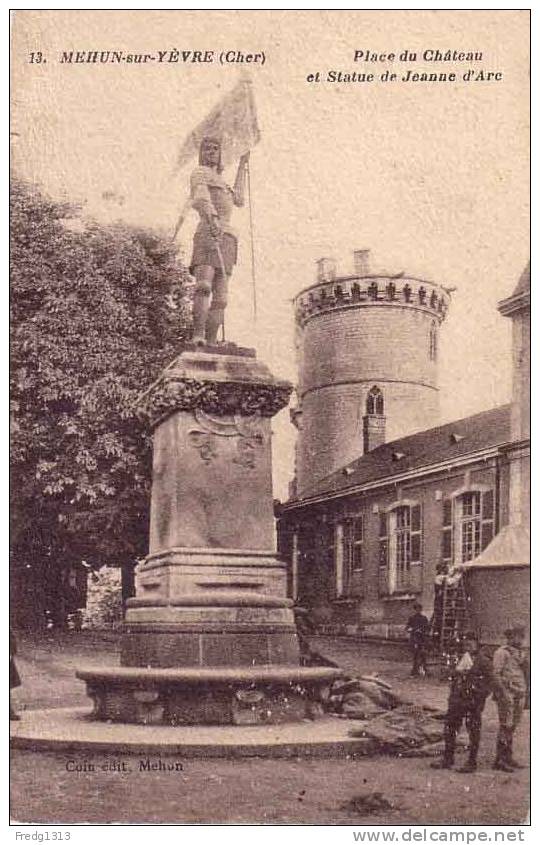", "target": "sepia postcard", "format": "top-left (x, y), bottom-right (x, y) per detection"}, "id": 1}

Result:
top-left (9, 9), bottom-right (530, 831)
